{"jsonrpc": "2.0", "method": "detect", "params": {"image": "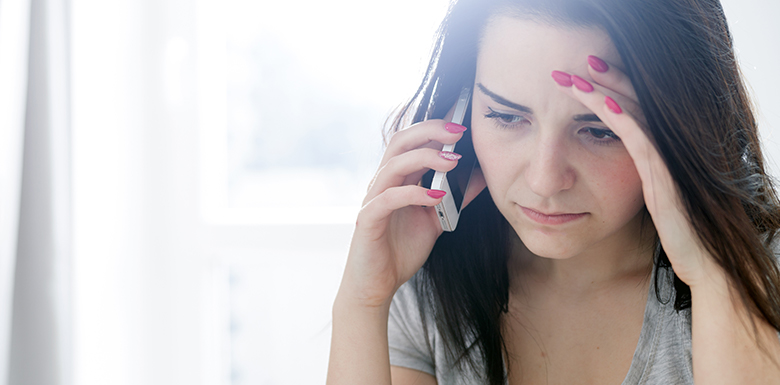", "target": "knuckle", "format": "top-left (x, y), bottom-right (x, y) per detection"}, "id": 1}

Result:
top-left (386, 129), bottom-right (409, 149)
top-left (355, 206), bottom-right (372, 226)
top-left (362, 191), bottom-right (391, 216)
top-left (366, 174), bottom-right (378, 191)
top-left (374, 188), bottom-right (395, 206)
top-left (399, 185), bottom-right (420, 202)
top-left (383, 153), bottom-right (405, 171)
